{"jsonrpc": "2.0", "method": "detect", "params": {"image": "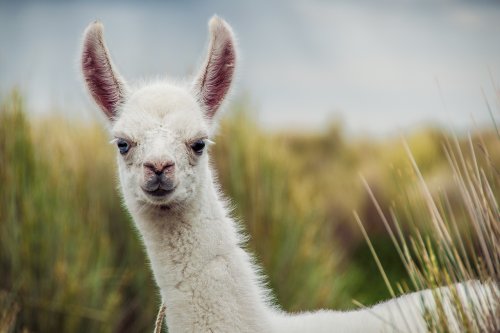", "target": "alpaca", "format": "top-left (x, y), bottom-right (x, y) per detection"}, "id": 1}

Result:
top-left (81, 16), bottom-right (498, 333)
